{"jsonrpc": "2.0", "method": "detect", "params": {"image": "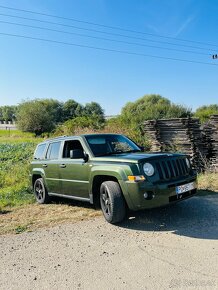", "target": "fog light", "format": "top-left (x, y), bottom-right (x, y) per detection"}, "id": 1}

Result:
top-left (144, 191), bottom-right (155, 200)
